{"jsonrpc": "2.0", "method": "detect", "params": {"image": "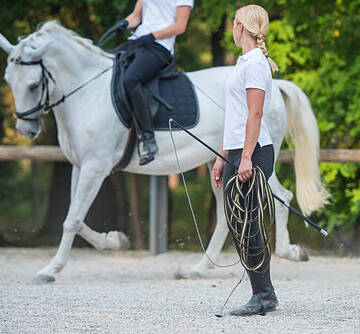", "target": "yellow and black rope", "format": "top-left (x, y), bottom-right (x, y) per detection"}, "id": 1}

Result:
top-left (224, 166), bottom-right (275, 272)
